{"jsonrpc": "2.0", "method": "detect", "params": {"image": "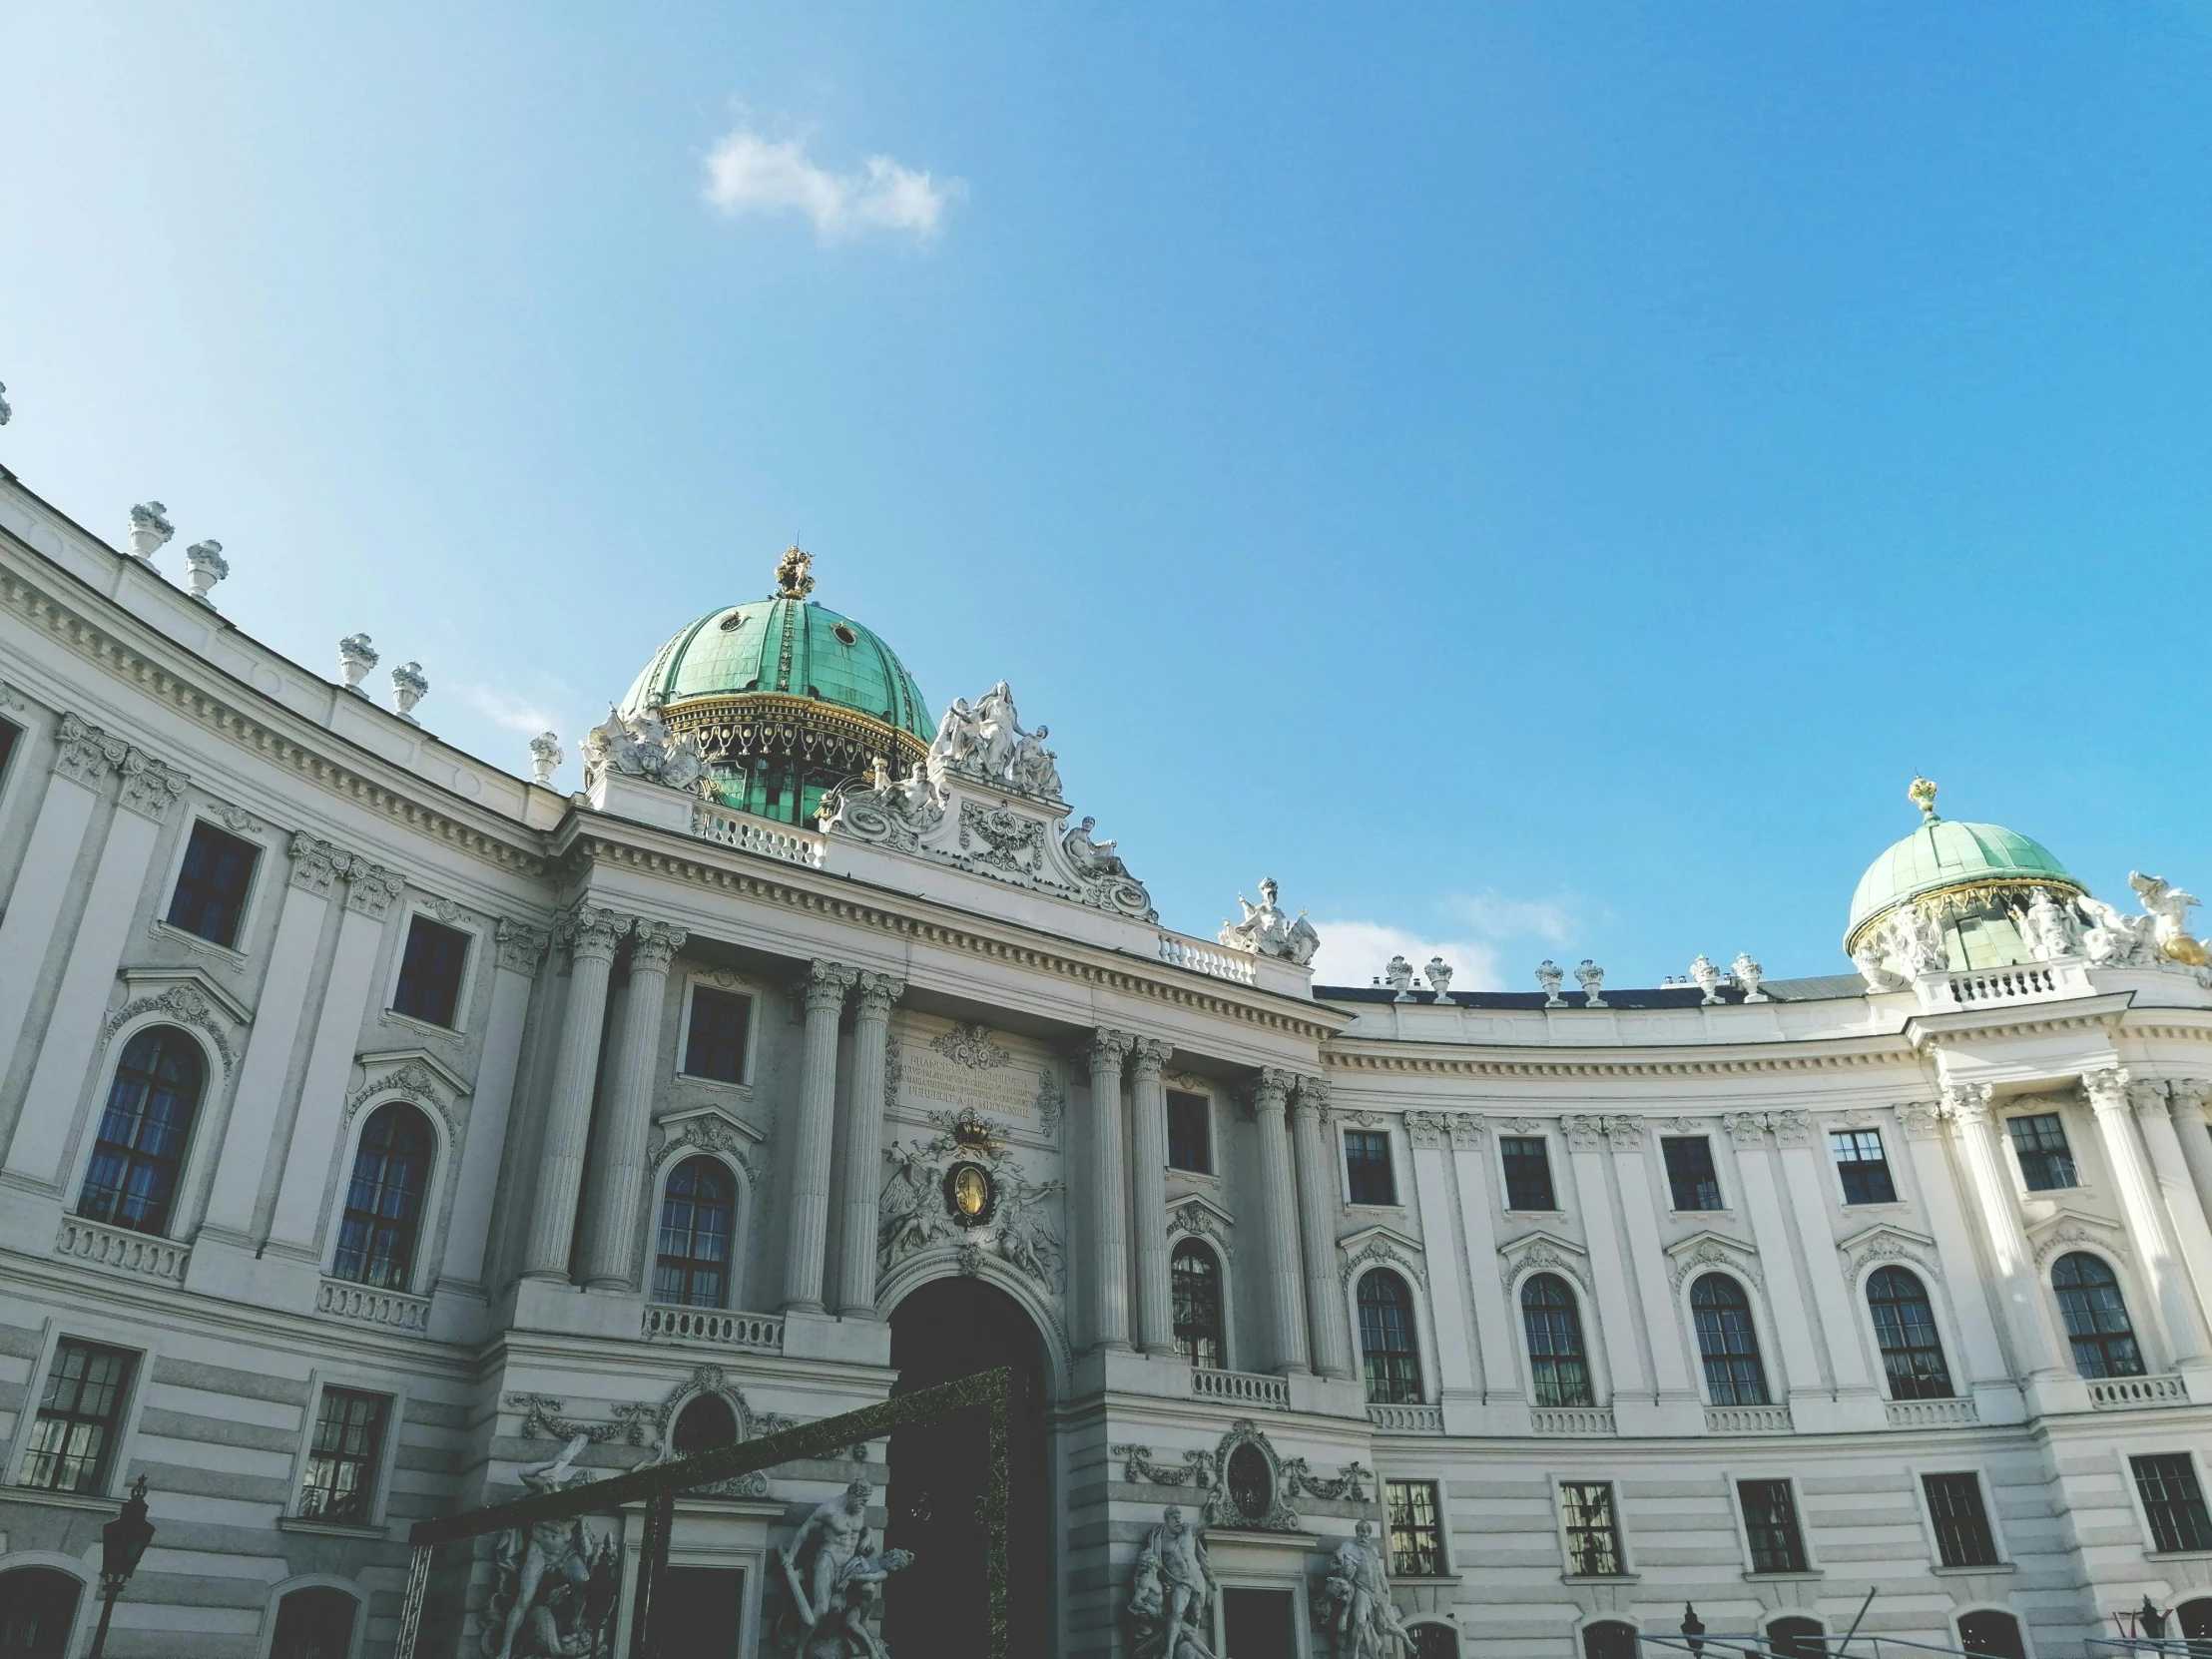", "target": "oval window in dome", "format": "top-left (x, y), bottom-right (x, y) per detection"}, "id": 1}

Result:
top-left (718, 612), bottom-right (746, 632)
top-left (832, 623), bottom-right (857, 646)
